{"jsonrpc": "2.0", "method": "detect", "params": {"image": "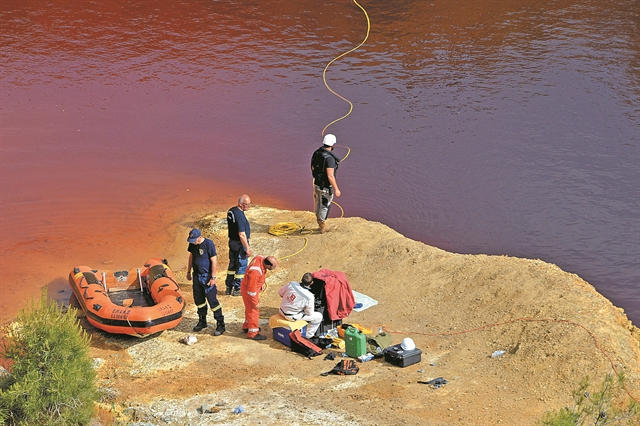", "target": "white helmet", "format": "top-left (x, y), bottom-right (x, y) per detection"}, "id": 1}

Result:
top-left (401, 337), bottom-right (415, 351)
top-left (323, 134), bottom-right (336, 147)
